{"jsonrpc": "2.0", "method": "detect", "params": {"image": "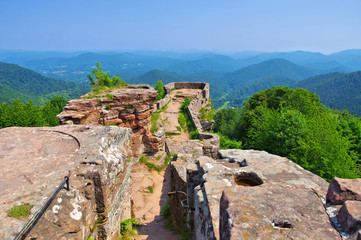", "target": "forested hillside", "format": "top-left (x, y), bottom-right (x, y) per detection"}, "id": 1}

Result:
top-left (213, 87), bottom-right (361, 181)
top-left (2, 49), bottom-right (361, 113)
top-left (0, 62), bottom-right (90, 105)
top-left (295, 71), bottom-right (361, 116)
